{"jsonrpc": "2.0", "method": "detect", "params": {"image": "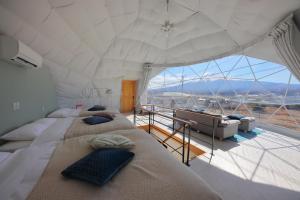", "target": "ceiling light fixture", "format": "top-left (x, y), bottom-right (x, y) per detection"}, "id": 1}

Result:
top-left (161, 20), bottom-right (174, 32)
top-left (160, 0), bottom-right (174, 32)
